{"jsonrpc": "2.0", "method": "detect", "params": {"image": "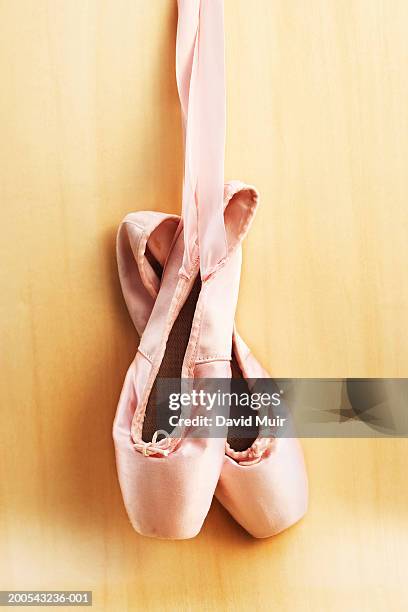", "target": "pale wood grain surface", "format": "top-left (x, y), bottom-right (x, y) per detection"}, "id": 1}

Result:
top-left (1, 1), bottom-right (407, 610)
